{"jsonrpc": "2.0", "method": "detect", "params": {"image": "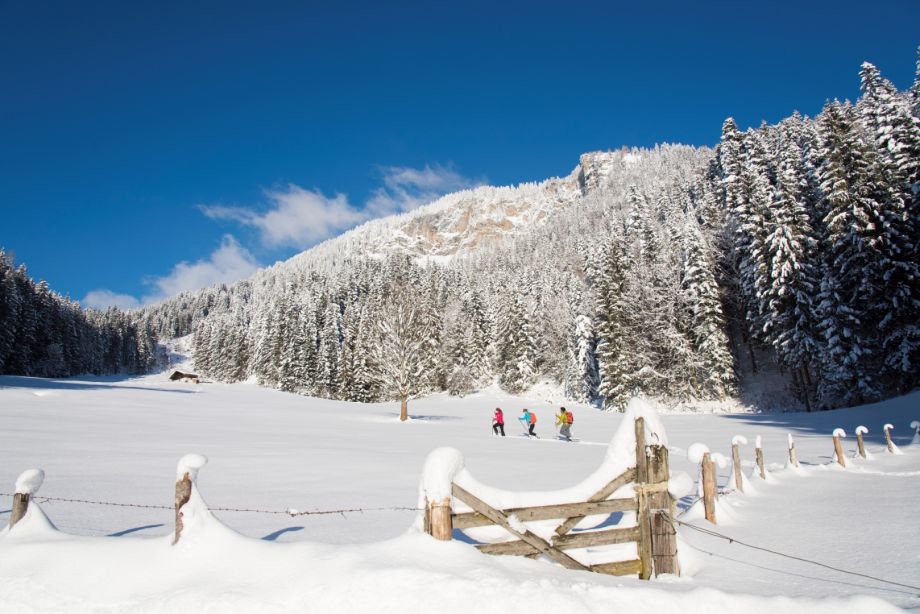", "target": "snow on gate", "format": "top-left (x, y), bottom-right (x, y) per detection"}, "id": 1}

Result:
top-left (419, 399), bottom-right (685, 578)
